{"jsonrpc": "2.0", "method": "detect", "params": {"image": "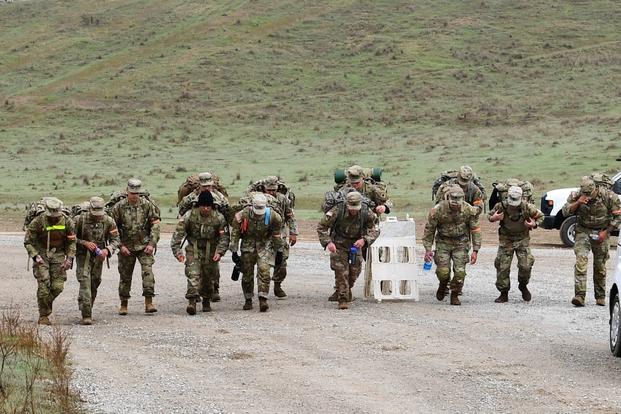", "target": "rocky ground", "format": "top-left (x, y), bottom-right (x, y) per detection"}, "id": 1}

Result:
top-left (1, 230), bottom-right (620, 413)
